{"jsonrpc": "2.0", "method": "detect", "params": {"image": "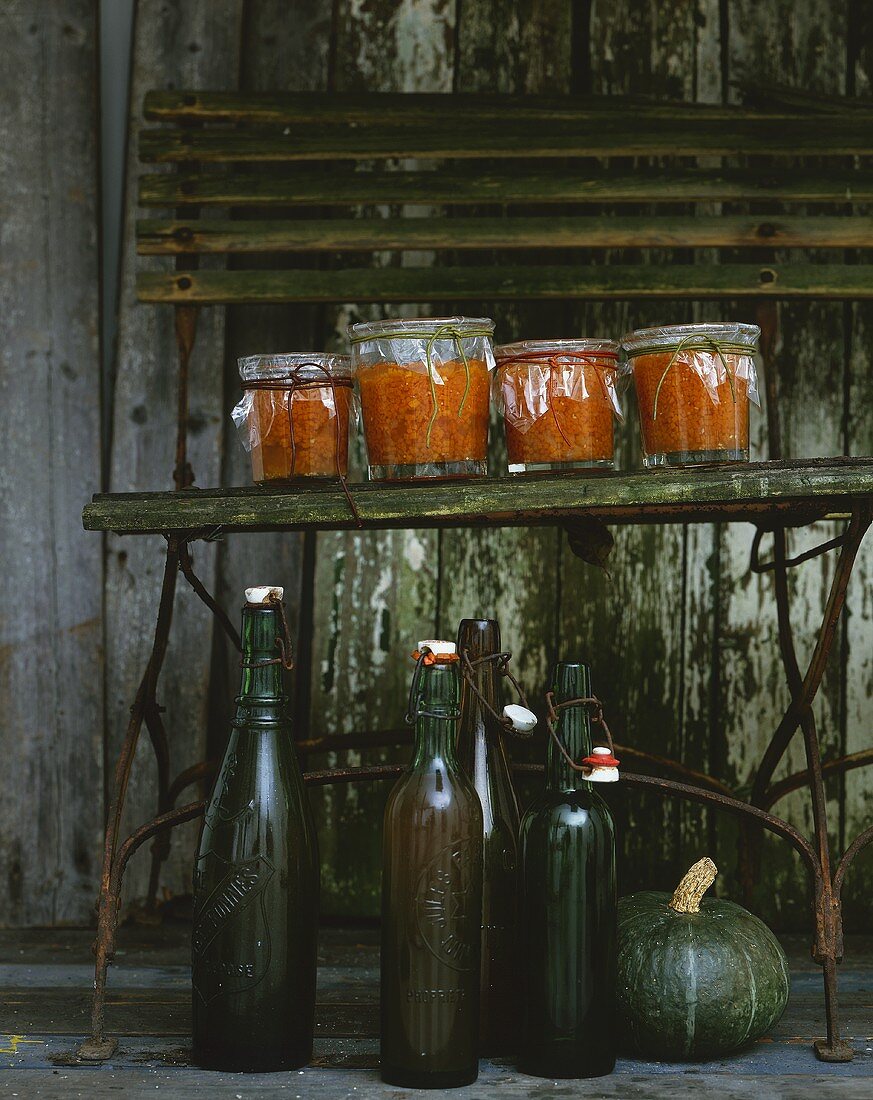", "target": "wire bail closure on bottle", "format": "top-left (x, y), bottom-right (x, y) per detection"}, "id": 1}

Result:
top-left (240, 594), bottom-right (295, 671)
top-left (405, 644), bottom-right (461, 725)
top-left (460, 649), bottom-right (537, 738)
top-left (544, 691), bottom-right (620, 781)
